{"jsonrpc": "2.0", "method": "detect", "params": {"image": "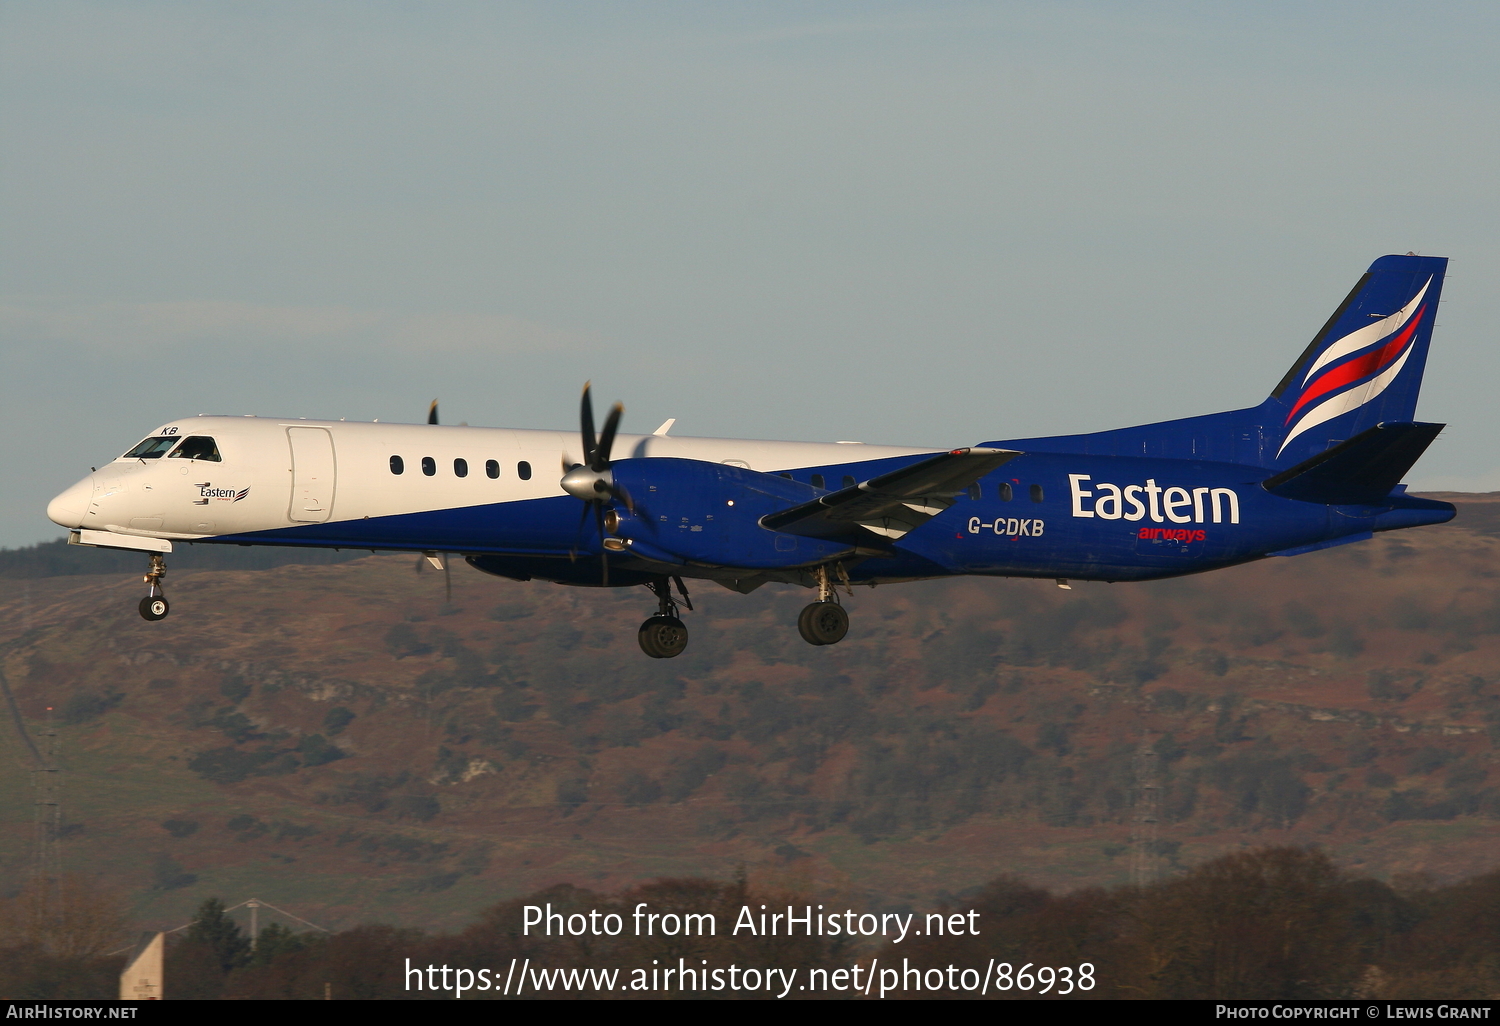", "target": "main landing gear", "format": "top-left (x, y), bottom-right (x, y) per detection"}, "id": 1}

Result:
top-left (633, 565), bottom-right (853, 655)
top-left (638, 576), bottom-right (693, 659)
top-left (797, 563), bottom-right (850, 647)
top-left (138, 553), bottom-right (169, 621)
